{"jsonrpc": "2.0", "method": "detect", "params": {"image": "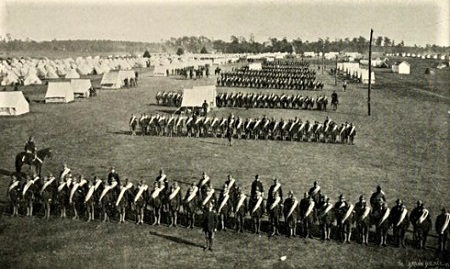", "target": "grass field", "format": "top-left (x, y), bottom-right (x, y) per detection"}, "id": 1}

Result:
top-left (0, 59), bottom-right (449, 269)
